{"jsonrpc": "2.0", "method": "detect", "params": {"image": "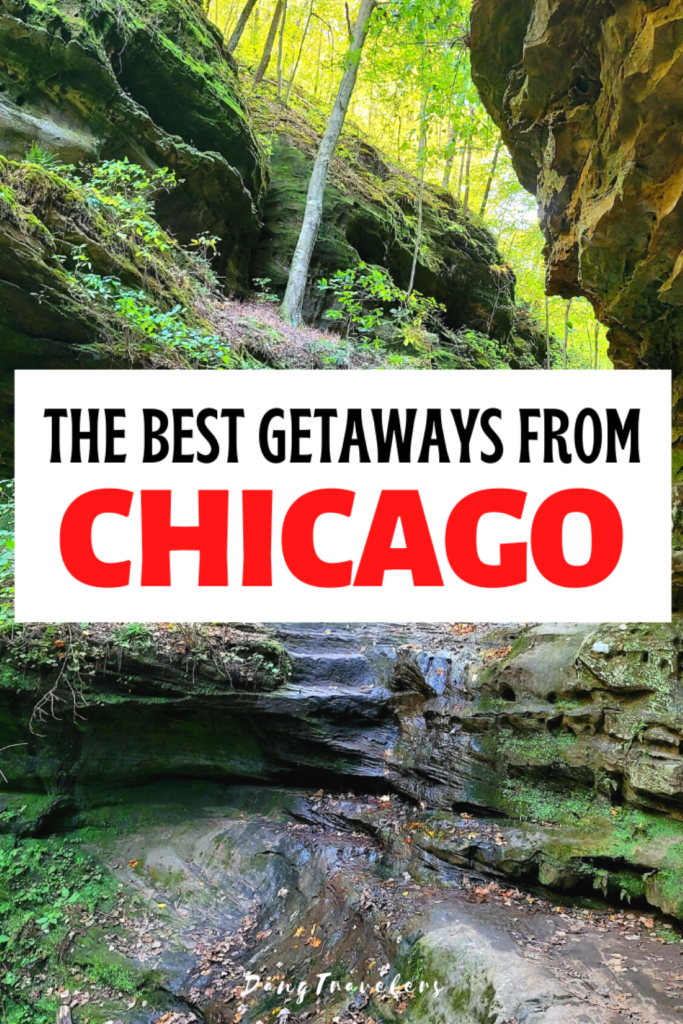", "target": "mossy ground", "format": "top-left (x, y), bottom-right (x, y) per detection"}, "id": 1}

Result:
top-left (0, 831), bottom-right (153, 1023)
top-left (0, 154), bottom-right (229, 367)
